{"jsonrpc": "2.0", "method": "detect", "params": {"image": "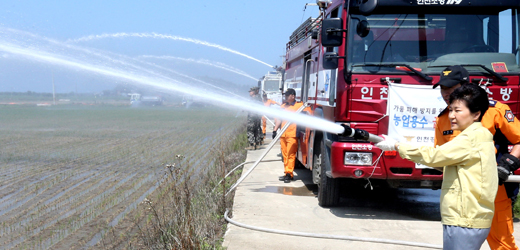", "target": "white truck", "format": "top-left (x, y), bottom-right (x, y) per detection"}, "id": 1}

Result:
top-left (258, 71), bottom-right (283, 104)
top-left (129, 93), bottom-right (163, 107)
